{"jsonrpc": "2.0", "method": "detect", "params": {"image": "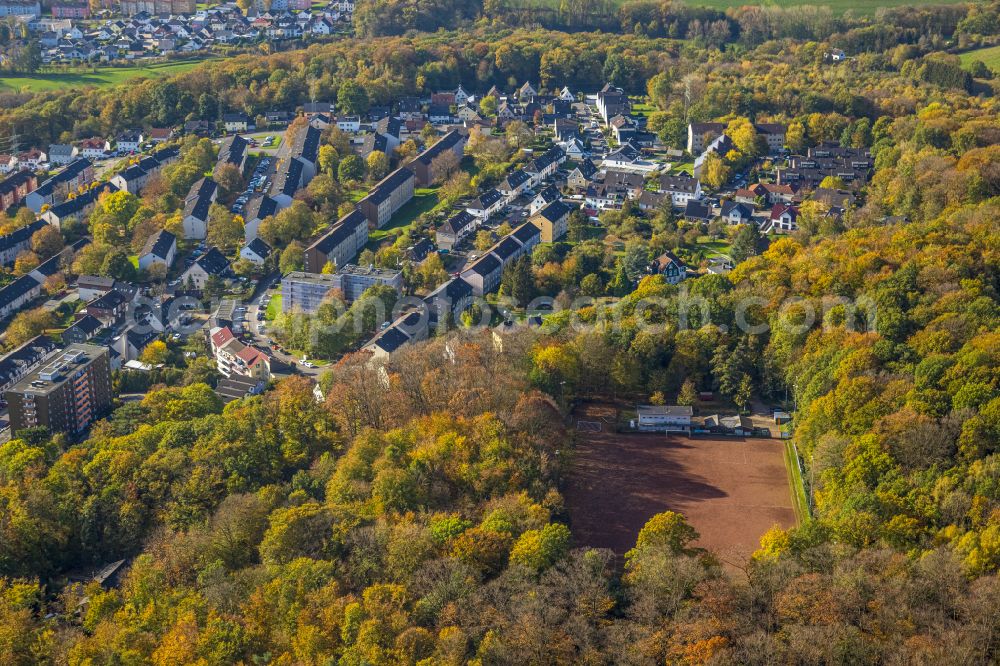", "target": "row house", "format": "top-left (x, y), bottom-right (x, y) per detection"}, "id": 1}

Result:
top-left (357, 167), bottom-right (415, 229)
top-left (466, 188), bottom-right (504, 221)
top-left (0, 170), bottom-right (37, 210)
top-left (303, 208), bottom-right (369, 273)
top-left (459, 222), bottom-right (541, 296)
top-left (0, 220), bottom-right (46, 267)
top-left (26, 158), bottom-right (94, 213)
top-left (409, 130), bottom-right (467, 186)
top-left (436, 210), bottom-right (477, 252)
